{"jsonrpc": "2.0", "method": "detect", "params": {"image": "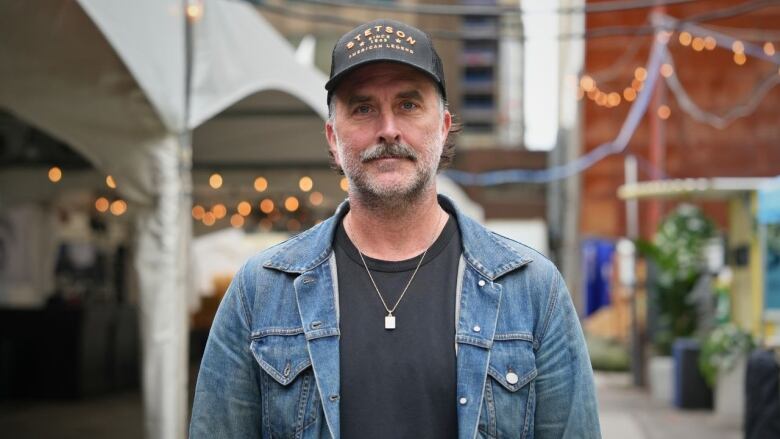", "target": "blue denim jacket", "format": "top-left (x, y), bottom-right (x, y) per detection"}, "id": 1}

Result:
top-left (191, 196), bottom-right (601, 439)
